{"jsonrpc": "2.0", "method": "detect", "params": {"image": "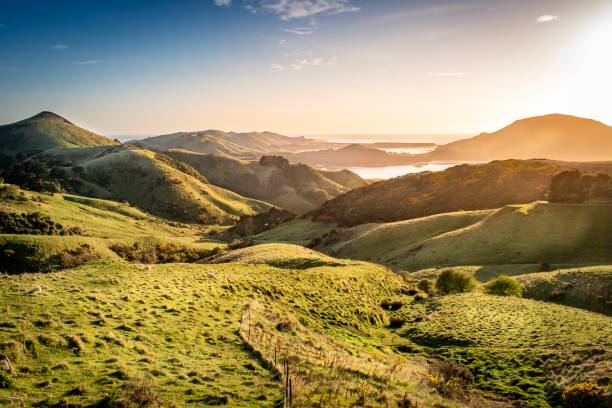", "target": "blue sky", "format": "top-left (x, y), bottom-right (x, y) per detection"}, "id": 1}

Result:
top-left (1, 0), bottom-right (610, 138)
